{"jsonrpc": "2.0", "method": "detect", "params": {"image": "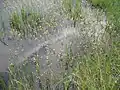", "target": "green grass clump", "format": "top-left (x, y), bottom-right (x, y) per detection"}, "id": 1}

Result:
top-left (62, 0), bottom-right (82, 27)
top-left (10, 7), bottom-right (58, 39)
top-left (10, 8), bottom-right (42, 39)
